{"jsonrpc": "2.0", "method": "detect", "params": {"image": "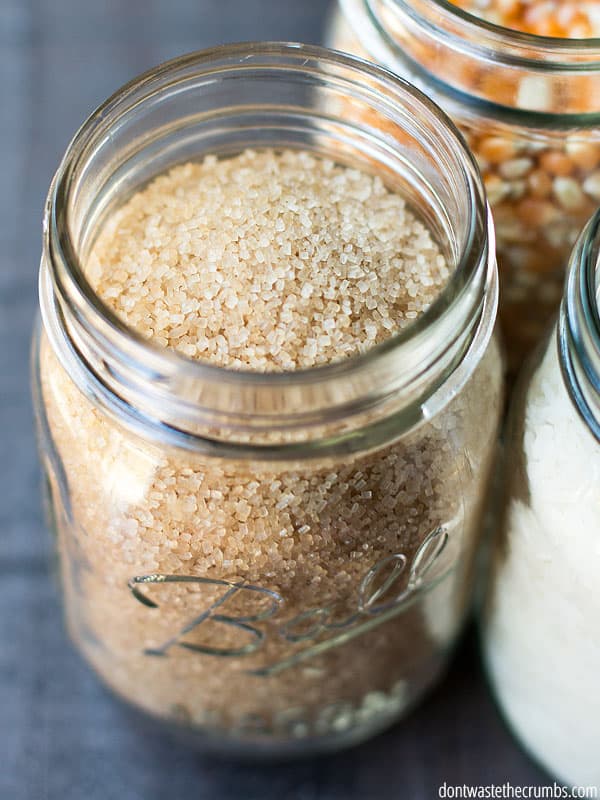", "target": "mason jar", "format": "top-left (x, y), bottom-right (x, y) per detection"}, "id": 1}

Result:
top-left (481, 209), bottom-right (600, 788)
top-left (328, 0), bottom-right (600, 374)
top-left (33, 43), bottom-right (503, 756)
